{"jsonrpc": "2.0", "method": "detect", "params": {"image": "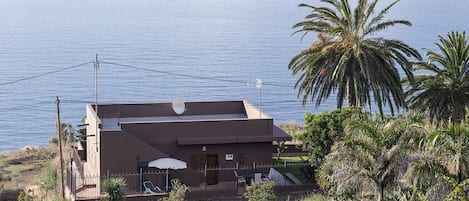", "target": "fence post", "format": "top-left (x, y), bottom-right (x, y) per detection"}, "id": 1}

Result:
top-left (284, 160), bottom-right (287, 168)
top-left (204, 163), bottom-right (207, 193)
top-left (253, 161), bottom-right (256, 170)
top-left (140, 168), bottom-right (143, 195)
top-left (73, 173), bottom-right (76, 198)
top-left (70, 168), bottom-right (73, 198)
